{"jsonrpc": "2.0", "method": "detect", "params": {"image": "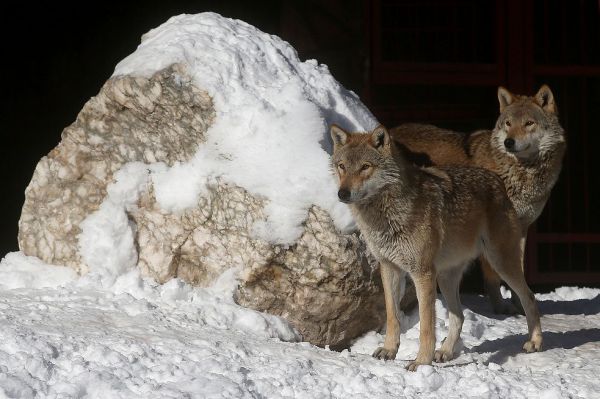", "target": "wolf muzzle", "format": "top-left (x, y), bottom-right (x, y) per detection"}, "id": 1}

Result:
top-left (338, 188), bottom-right (351, 202)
